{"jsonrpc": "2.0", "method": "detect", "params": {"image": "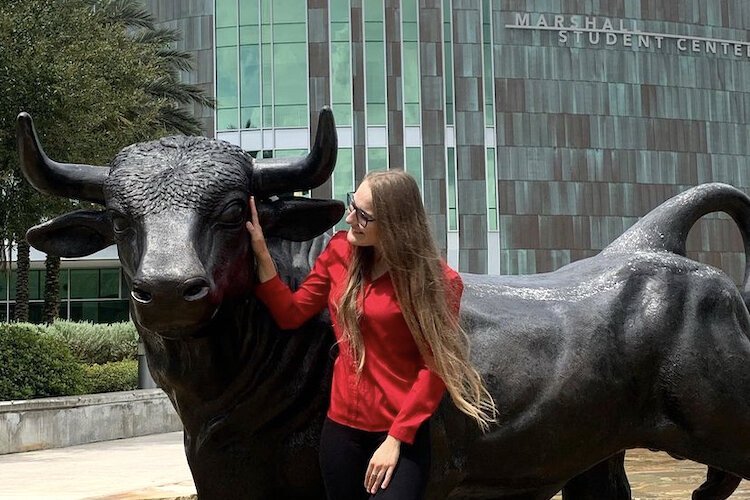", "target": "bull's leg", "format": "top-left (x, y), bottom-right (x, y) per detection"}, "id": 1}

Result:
top-left (561, 452), bottom-right (631, 500)
top-left (692, 467), bottom-right (742, 500)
